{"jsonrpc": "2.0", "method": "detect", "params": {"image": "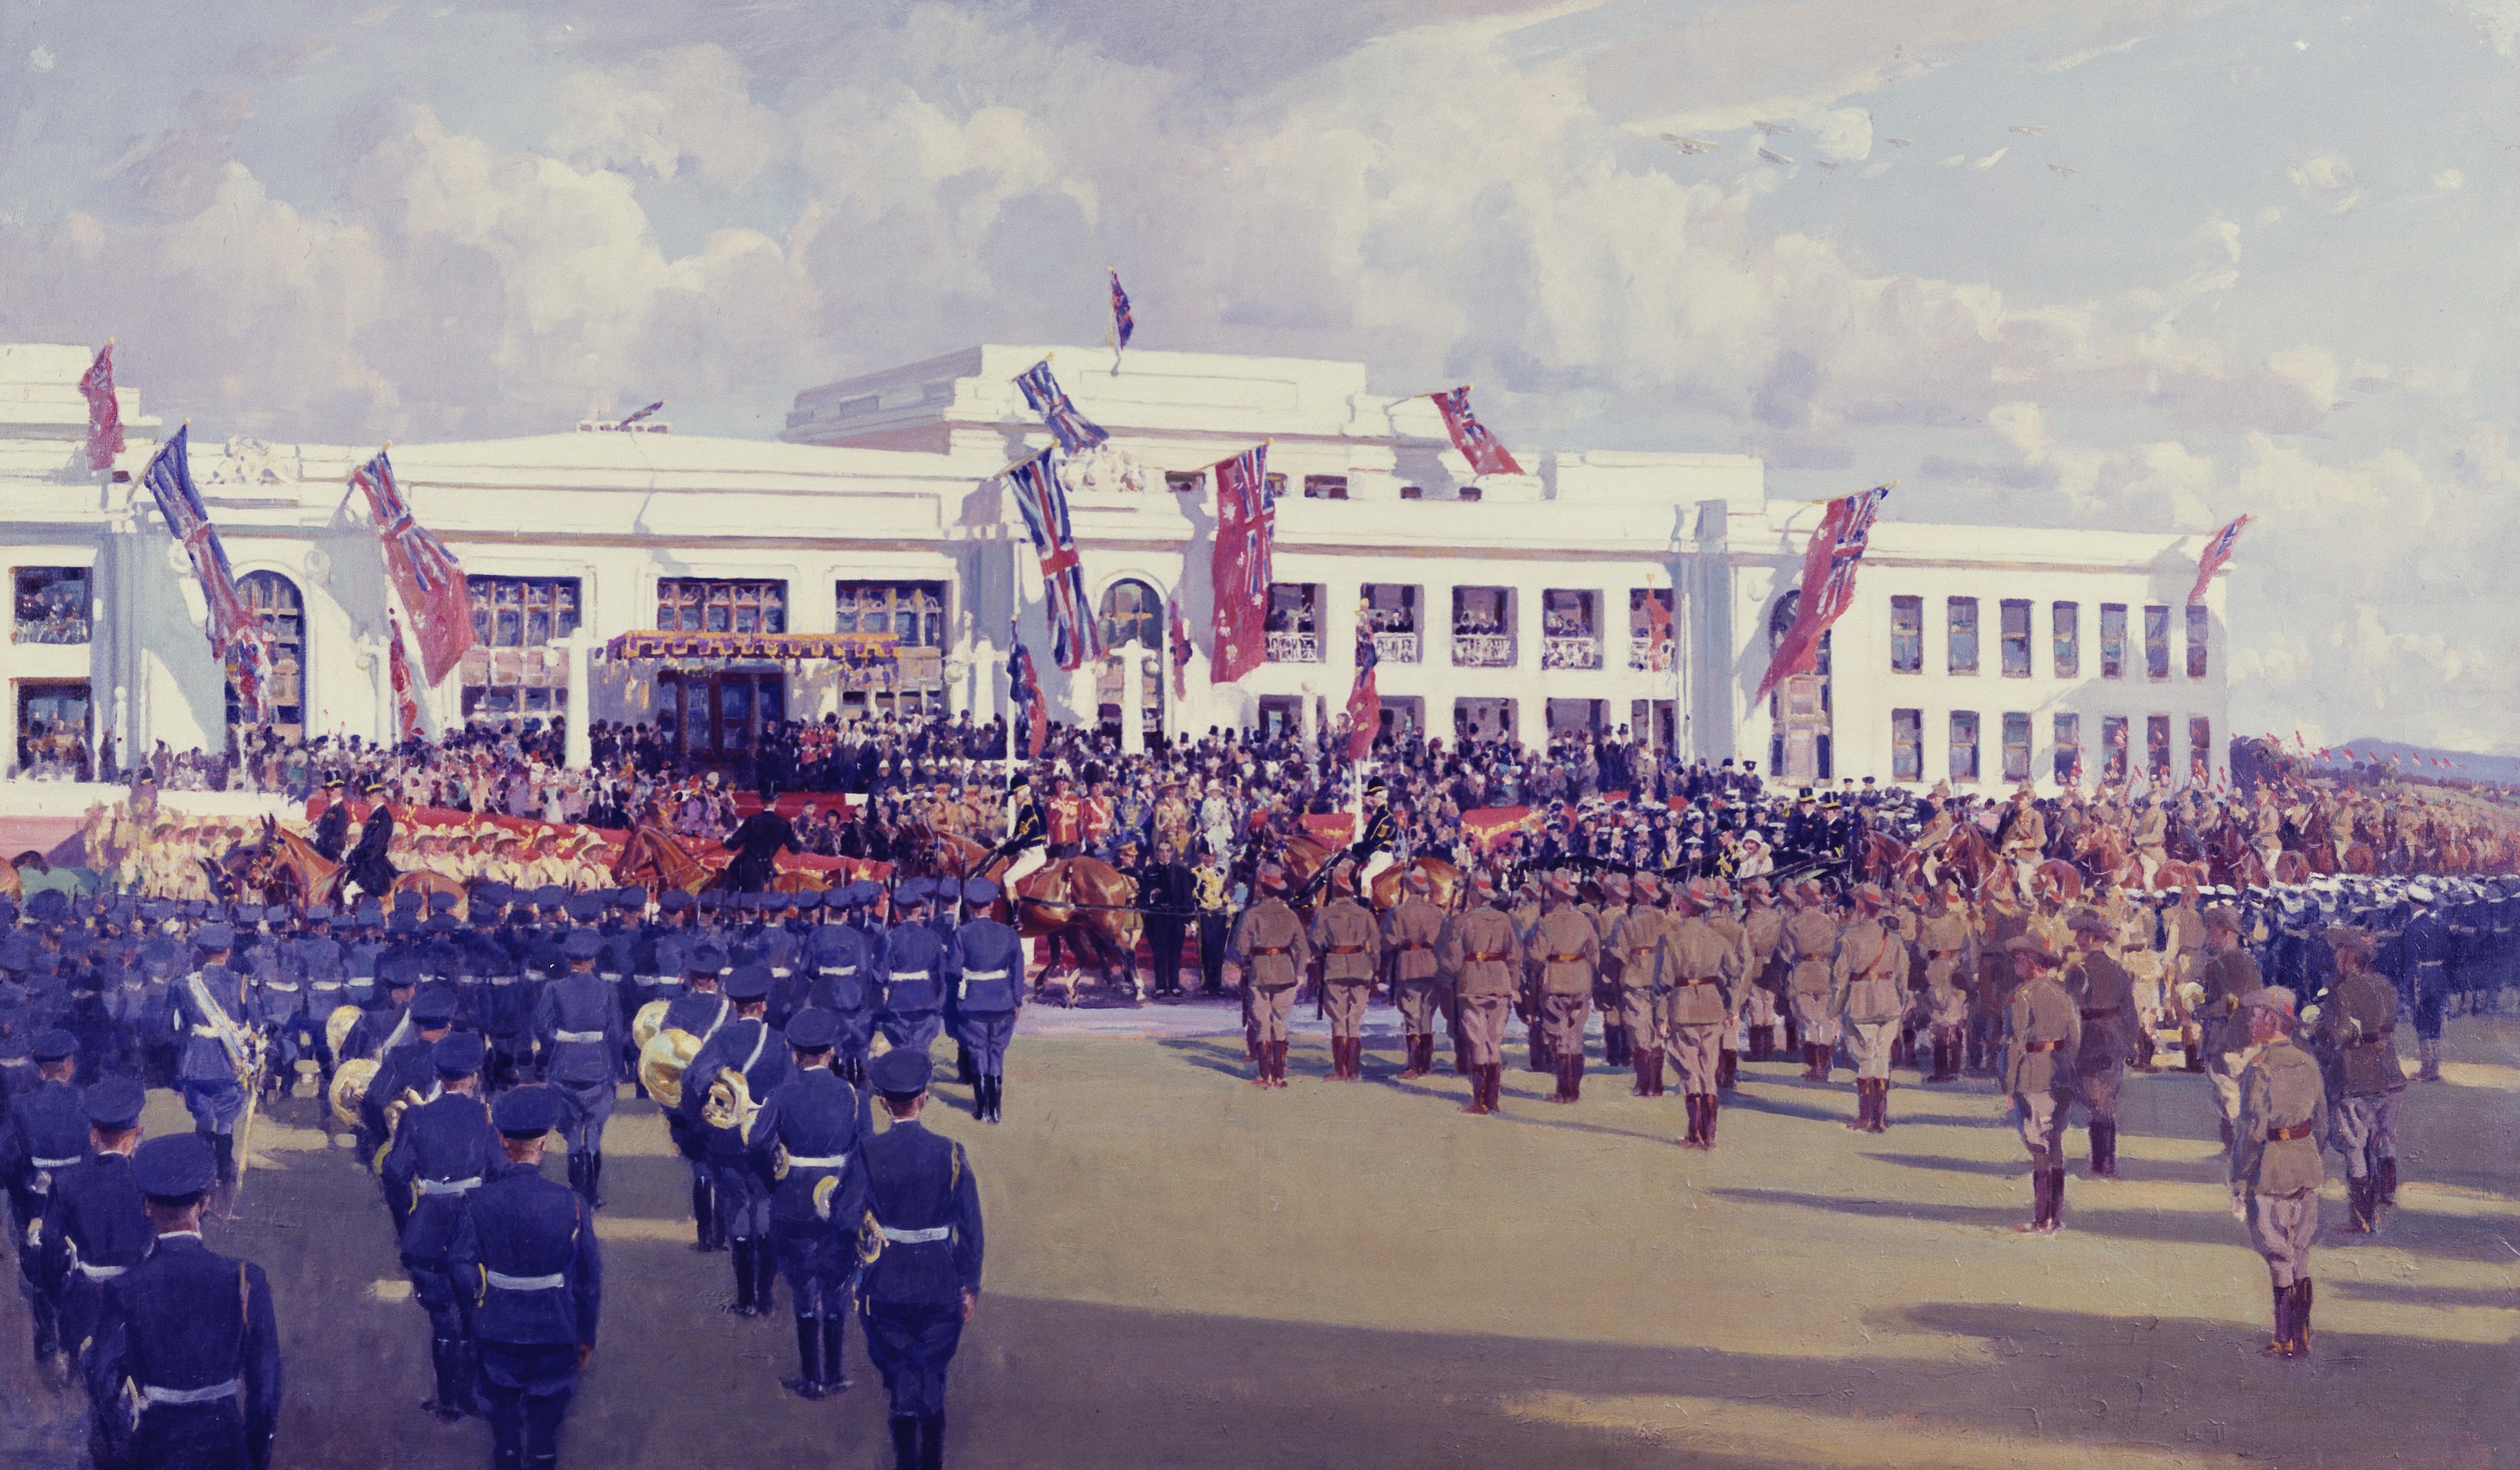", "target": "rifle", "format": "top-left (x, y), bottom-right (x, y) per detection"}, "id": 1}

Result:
top-left (227, 1026), bottom-right (269, 1216)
